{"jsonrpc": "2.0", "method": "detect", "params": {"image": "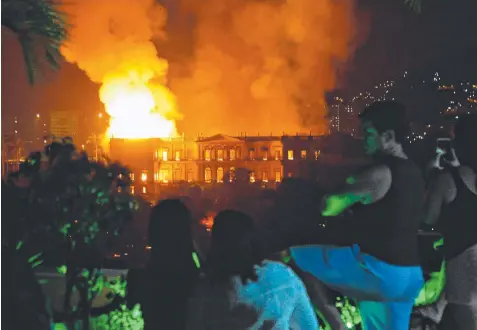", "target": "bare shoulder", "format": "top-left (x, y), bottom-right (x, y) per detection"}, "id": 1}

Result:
top-left (434, 171), bottom-right (456, 203)
top-left (459, 166), bottom-right (477, 194)
top-left (355, 163), bottom-right (392, 182)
